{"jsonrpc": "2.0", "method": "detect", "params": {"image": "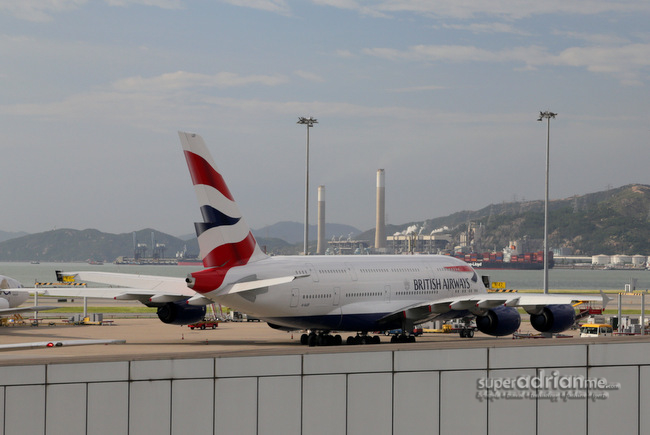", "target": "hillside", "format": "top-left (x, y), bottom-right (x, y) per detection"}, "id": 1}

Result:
top-left (359, 184), bottom-right (650, 255)
top-left (0, 229), bottom-right (199, 263)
